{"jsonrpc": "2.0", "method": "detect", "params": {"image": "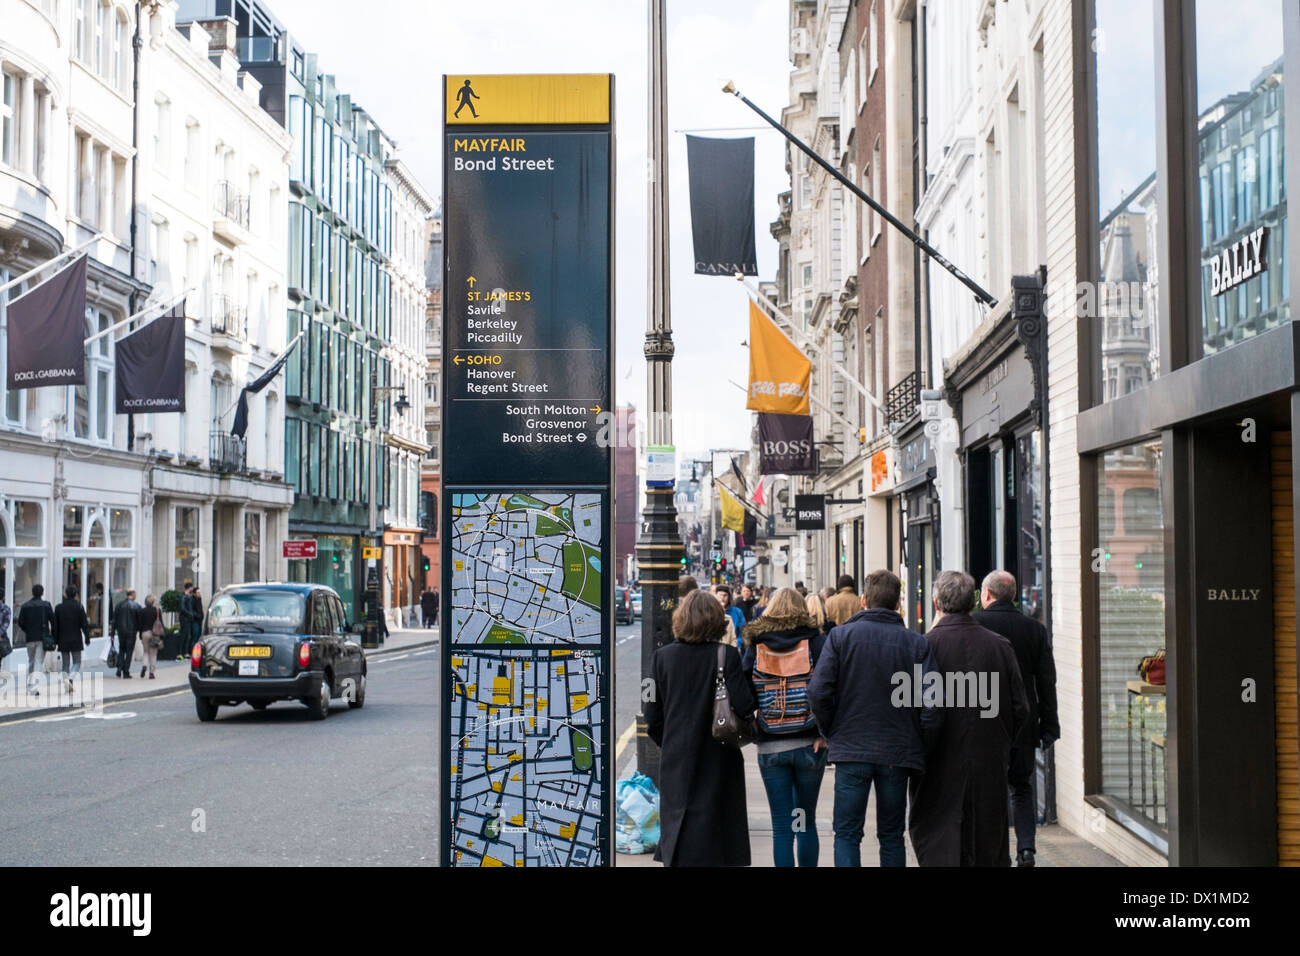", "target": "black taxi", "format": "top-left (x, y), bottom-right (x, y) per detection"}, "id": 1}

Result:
top-left (188, 583), bottom-right (367, 721)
